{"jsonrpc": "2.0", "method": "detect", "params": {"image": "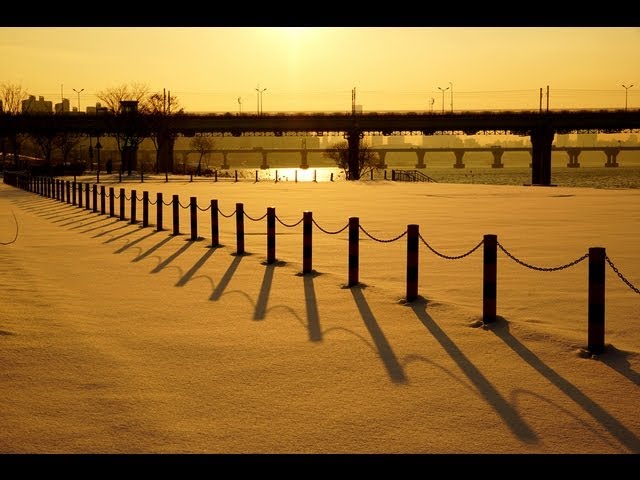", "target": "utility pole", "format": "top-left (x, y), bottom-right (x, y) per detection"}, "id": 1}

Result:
top-left (539, 88), bottom-right (543, 113)
top-left (546, 85), bottom-right (550, 112)
top-left (352, 87), bottom-right (356, 115)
